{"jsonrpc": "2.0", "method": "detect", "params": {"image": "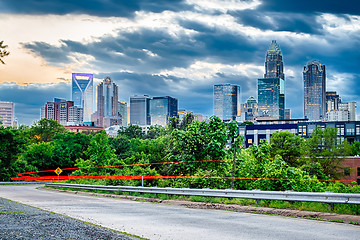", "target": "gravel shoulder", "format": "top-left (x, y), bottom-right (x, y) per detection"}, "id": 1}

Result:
top-left (0, 198), bottom-right (142, 240)
top-left (44, 187), bottom-right (360, 225)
